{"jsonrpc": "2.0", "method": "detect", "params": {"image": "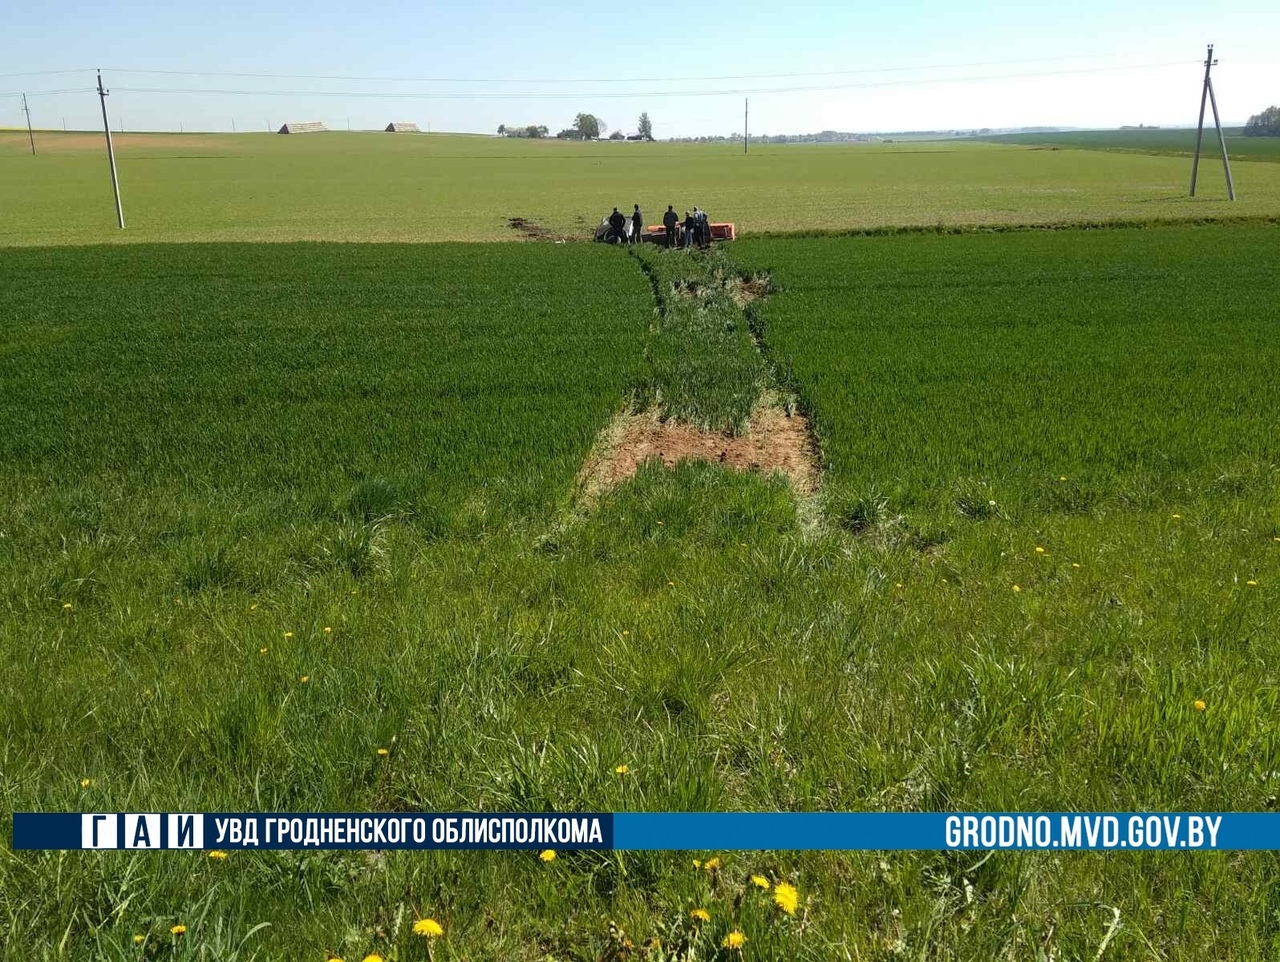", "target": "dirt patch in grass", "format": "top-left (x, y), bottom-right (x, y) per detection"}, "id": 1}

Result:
top-left (730, 275), bottom-right (771, 306)
top-left (579, 400), bottom-right (820, 500)
top-left (670, 272), bottom-right (772, 307)
top-left (507, 216), bottom-right (571, 242)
